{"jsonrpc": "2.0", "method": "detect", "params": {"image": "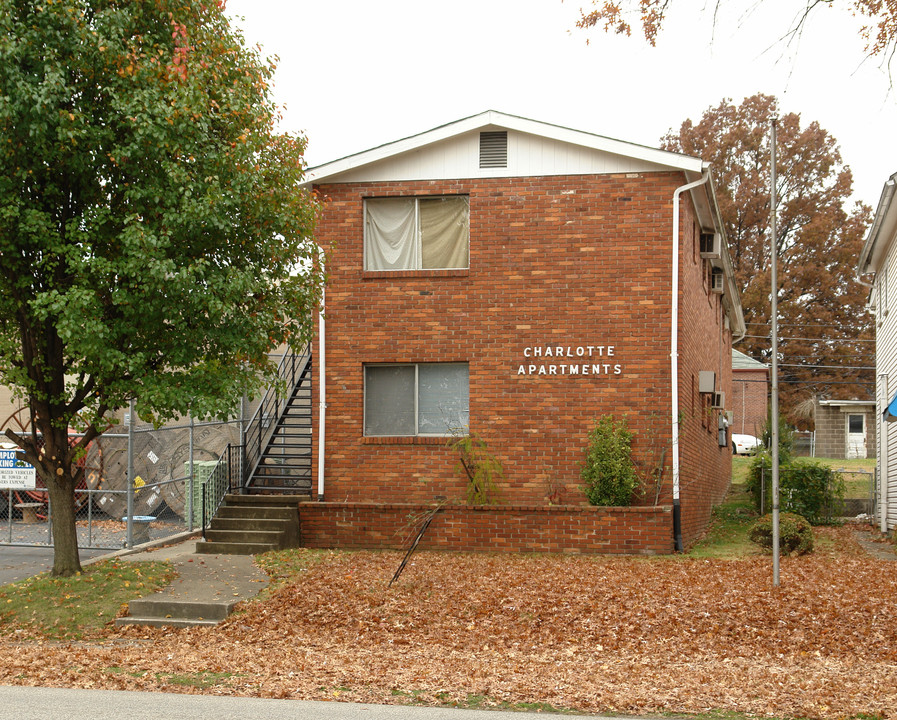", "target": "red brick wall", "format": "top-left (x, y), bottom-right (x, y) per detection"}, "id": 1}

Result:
top-left (299, 502), bottom-right (674, 555)
top-left (675, 203), bottom-right (734, 543)
top-left (731, 369), bottom-right (768, 437)
top-left (311, 171), bottom-right (733, 548)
